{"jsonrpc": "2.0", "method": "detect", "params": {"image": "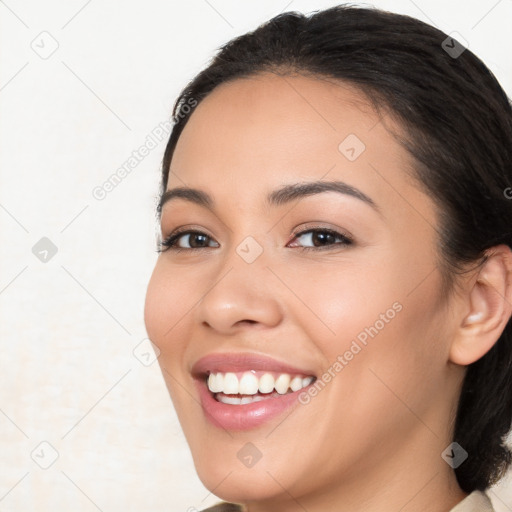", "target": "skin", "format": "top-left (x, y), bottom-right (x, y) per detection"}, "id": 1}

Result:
top-left (144, 72), bottom-right (512, 512)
